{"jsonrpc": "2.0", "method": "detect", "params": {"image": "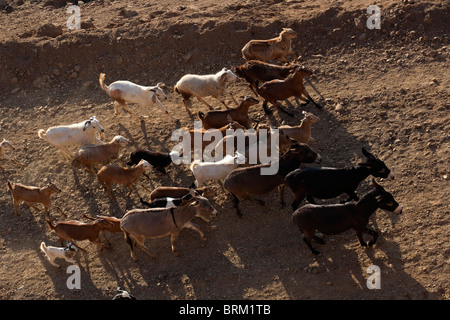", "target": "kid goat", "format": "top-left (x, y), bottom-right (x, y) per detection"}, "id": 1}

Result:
top-left (292, 179), bottom-right (402, 255)
top-left (285, 147), bottom-right (395, 211)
